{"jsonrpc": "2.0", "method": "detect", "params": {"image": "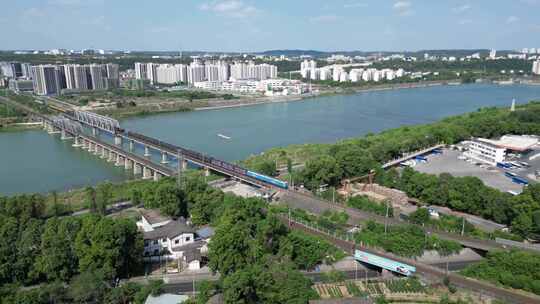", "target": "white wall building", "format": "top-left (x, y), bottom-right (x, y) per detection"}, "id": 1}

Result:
top-left (137, 210), bottom-right (203, 270)
top-left (464, 139), bottom-right (506, 165)
top-left (533, 60), bottom-right (540, 75)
